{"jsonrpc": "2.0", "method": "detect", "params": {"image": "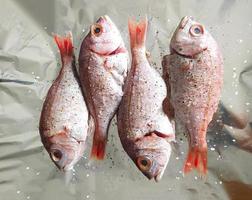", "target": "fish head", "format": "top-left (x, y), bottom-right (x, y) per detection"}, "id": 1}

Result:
top-left (171, 16), bottom-right (209, 57)
top-left (43, 130), bottom-right (85, 171)
top-left (85, 15), bottom-right (122, 55)
top-left (132, 133), bottom-right (172, 182)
